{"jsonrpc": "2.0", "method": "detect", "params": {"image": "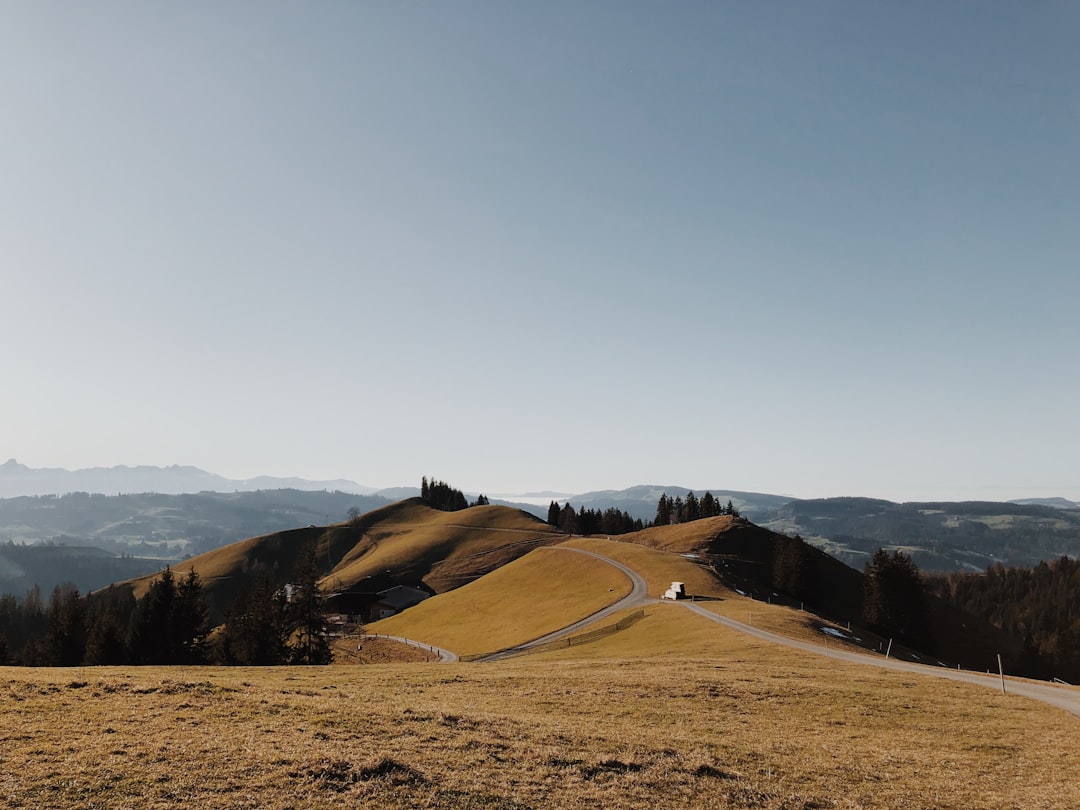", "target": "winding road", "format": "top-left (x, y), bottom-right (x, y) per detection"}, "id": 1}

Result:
top-left (476, 547), bottom-right (652, 662)
top-left (378, 544), bottom-right (1080, 718)
top-left (678, 600), bottom-right (1080, 718)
